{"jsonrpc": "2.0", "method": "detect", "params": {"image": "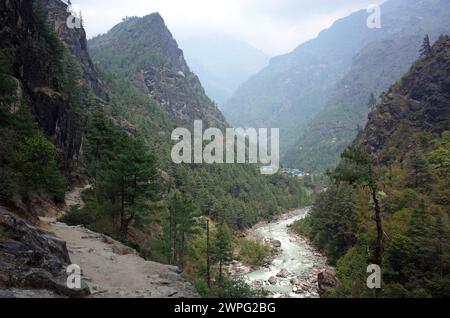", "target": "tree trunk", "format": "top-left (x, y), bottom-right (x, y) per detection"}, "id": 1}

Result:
top-left (371, 187), bottom-right (383, 297)
top-left (180, 232), bottom-right (185, 271)
top-left (168, 207), bottom-right (173, 264)
top-left (206, 219), bottom-right (211, 289)
top-left (120, 179), bottom-right (125, 238)
top-left (219, 259), bottom-right (223, 286)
